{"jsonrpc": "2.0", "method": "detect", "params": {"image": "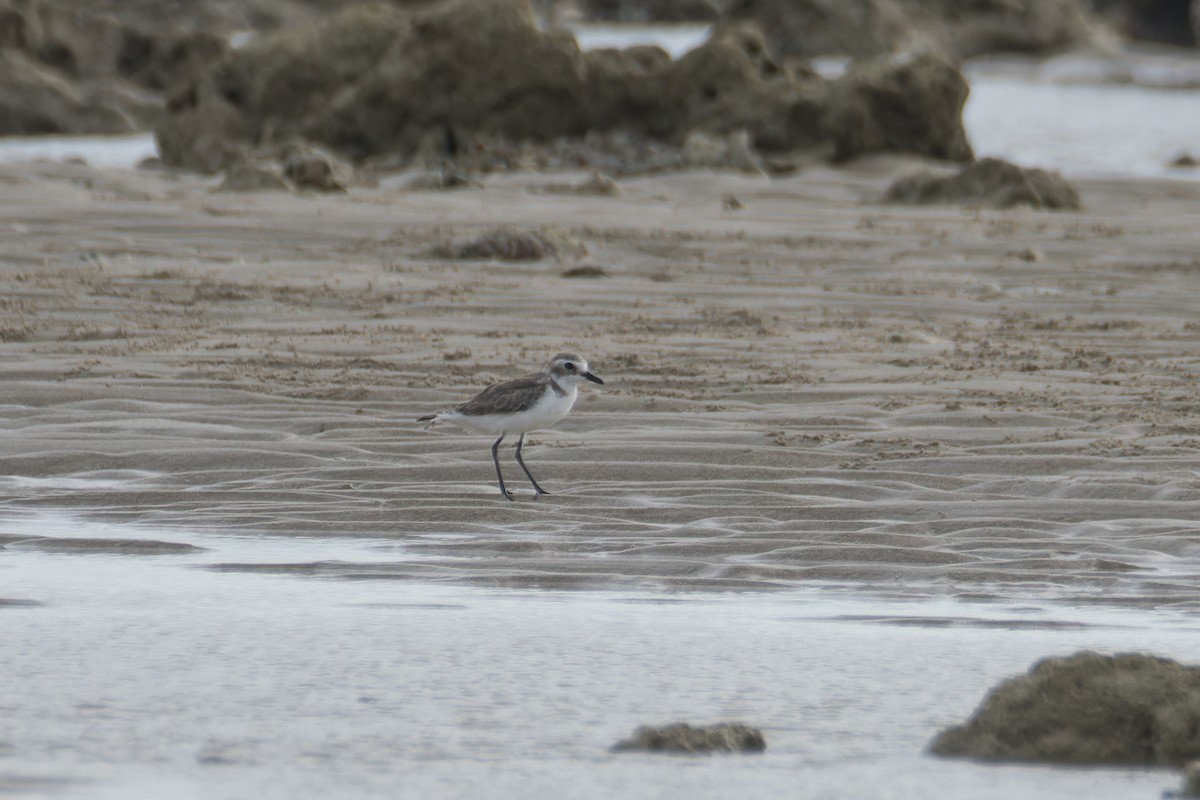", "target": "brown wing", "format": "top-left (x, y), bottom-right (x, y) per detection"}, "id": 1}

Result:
top-left (454, 372), bottom-right (553, 416)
